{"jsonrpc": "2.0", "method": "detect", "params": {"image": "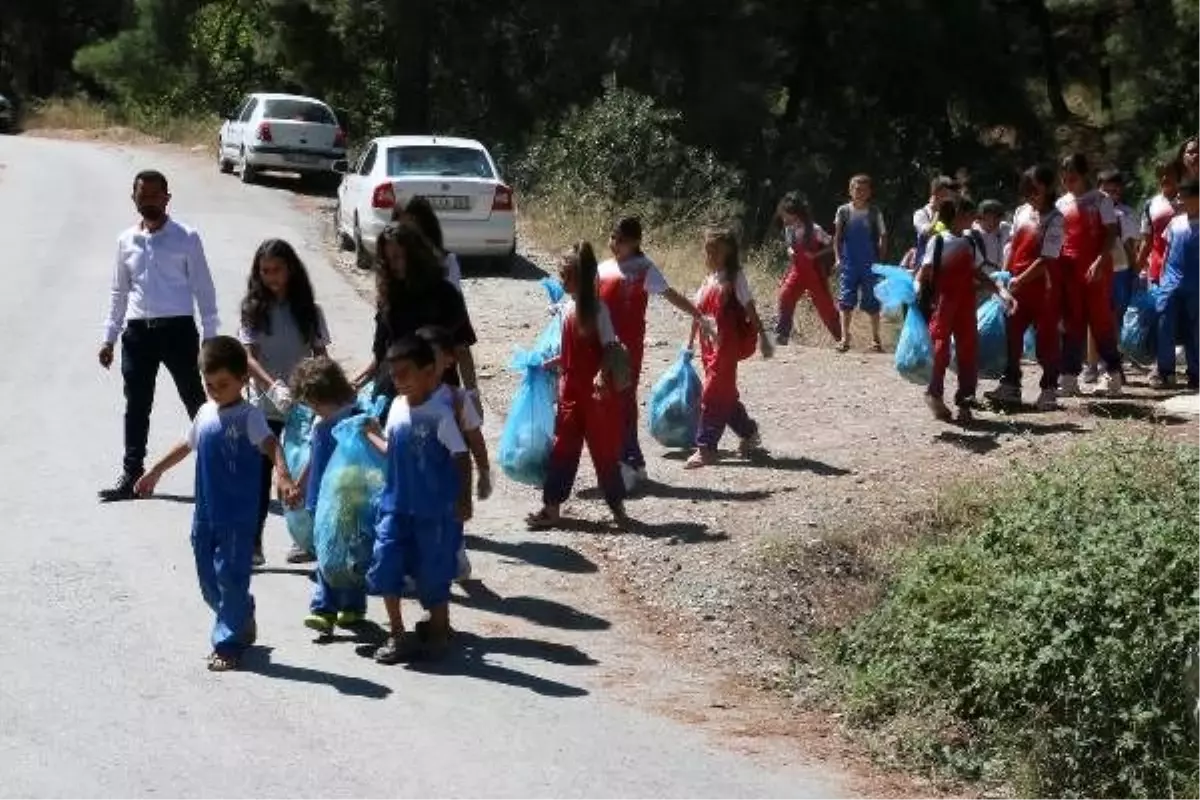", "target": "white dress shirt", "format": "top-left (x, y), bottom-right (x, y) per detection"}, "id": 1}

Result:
top-left (103, 217), bottom-right (220, 344)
